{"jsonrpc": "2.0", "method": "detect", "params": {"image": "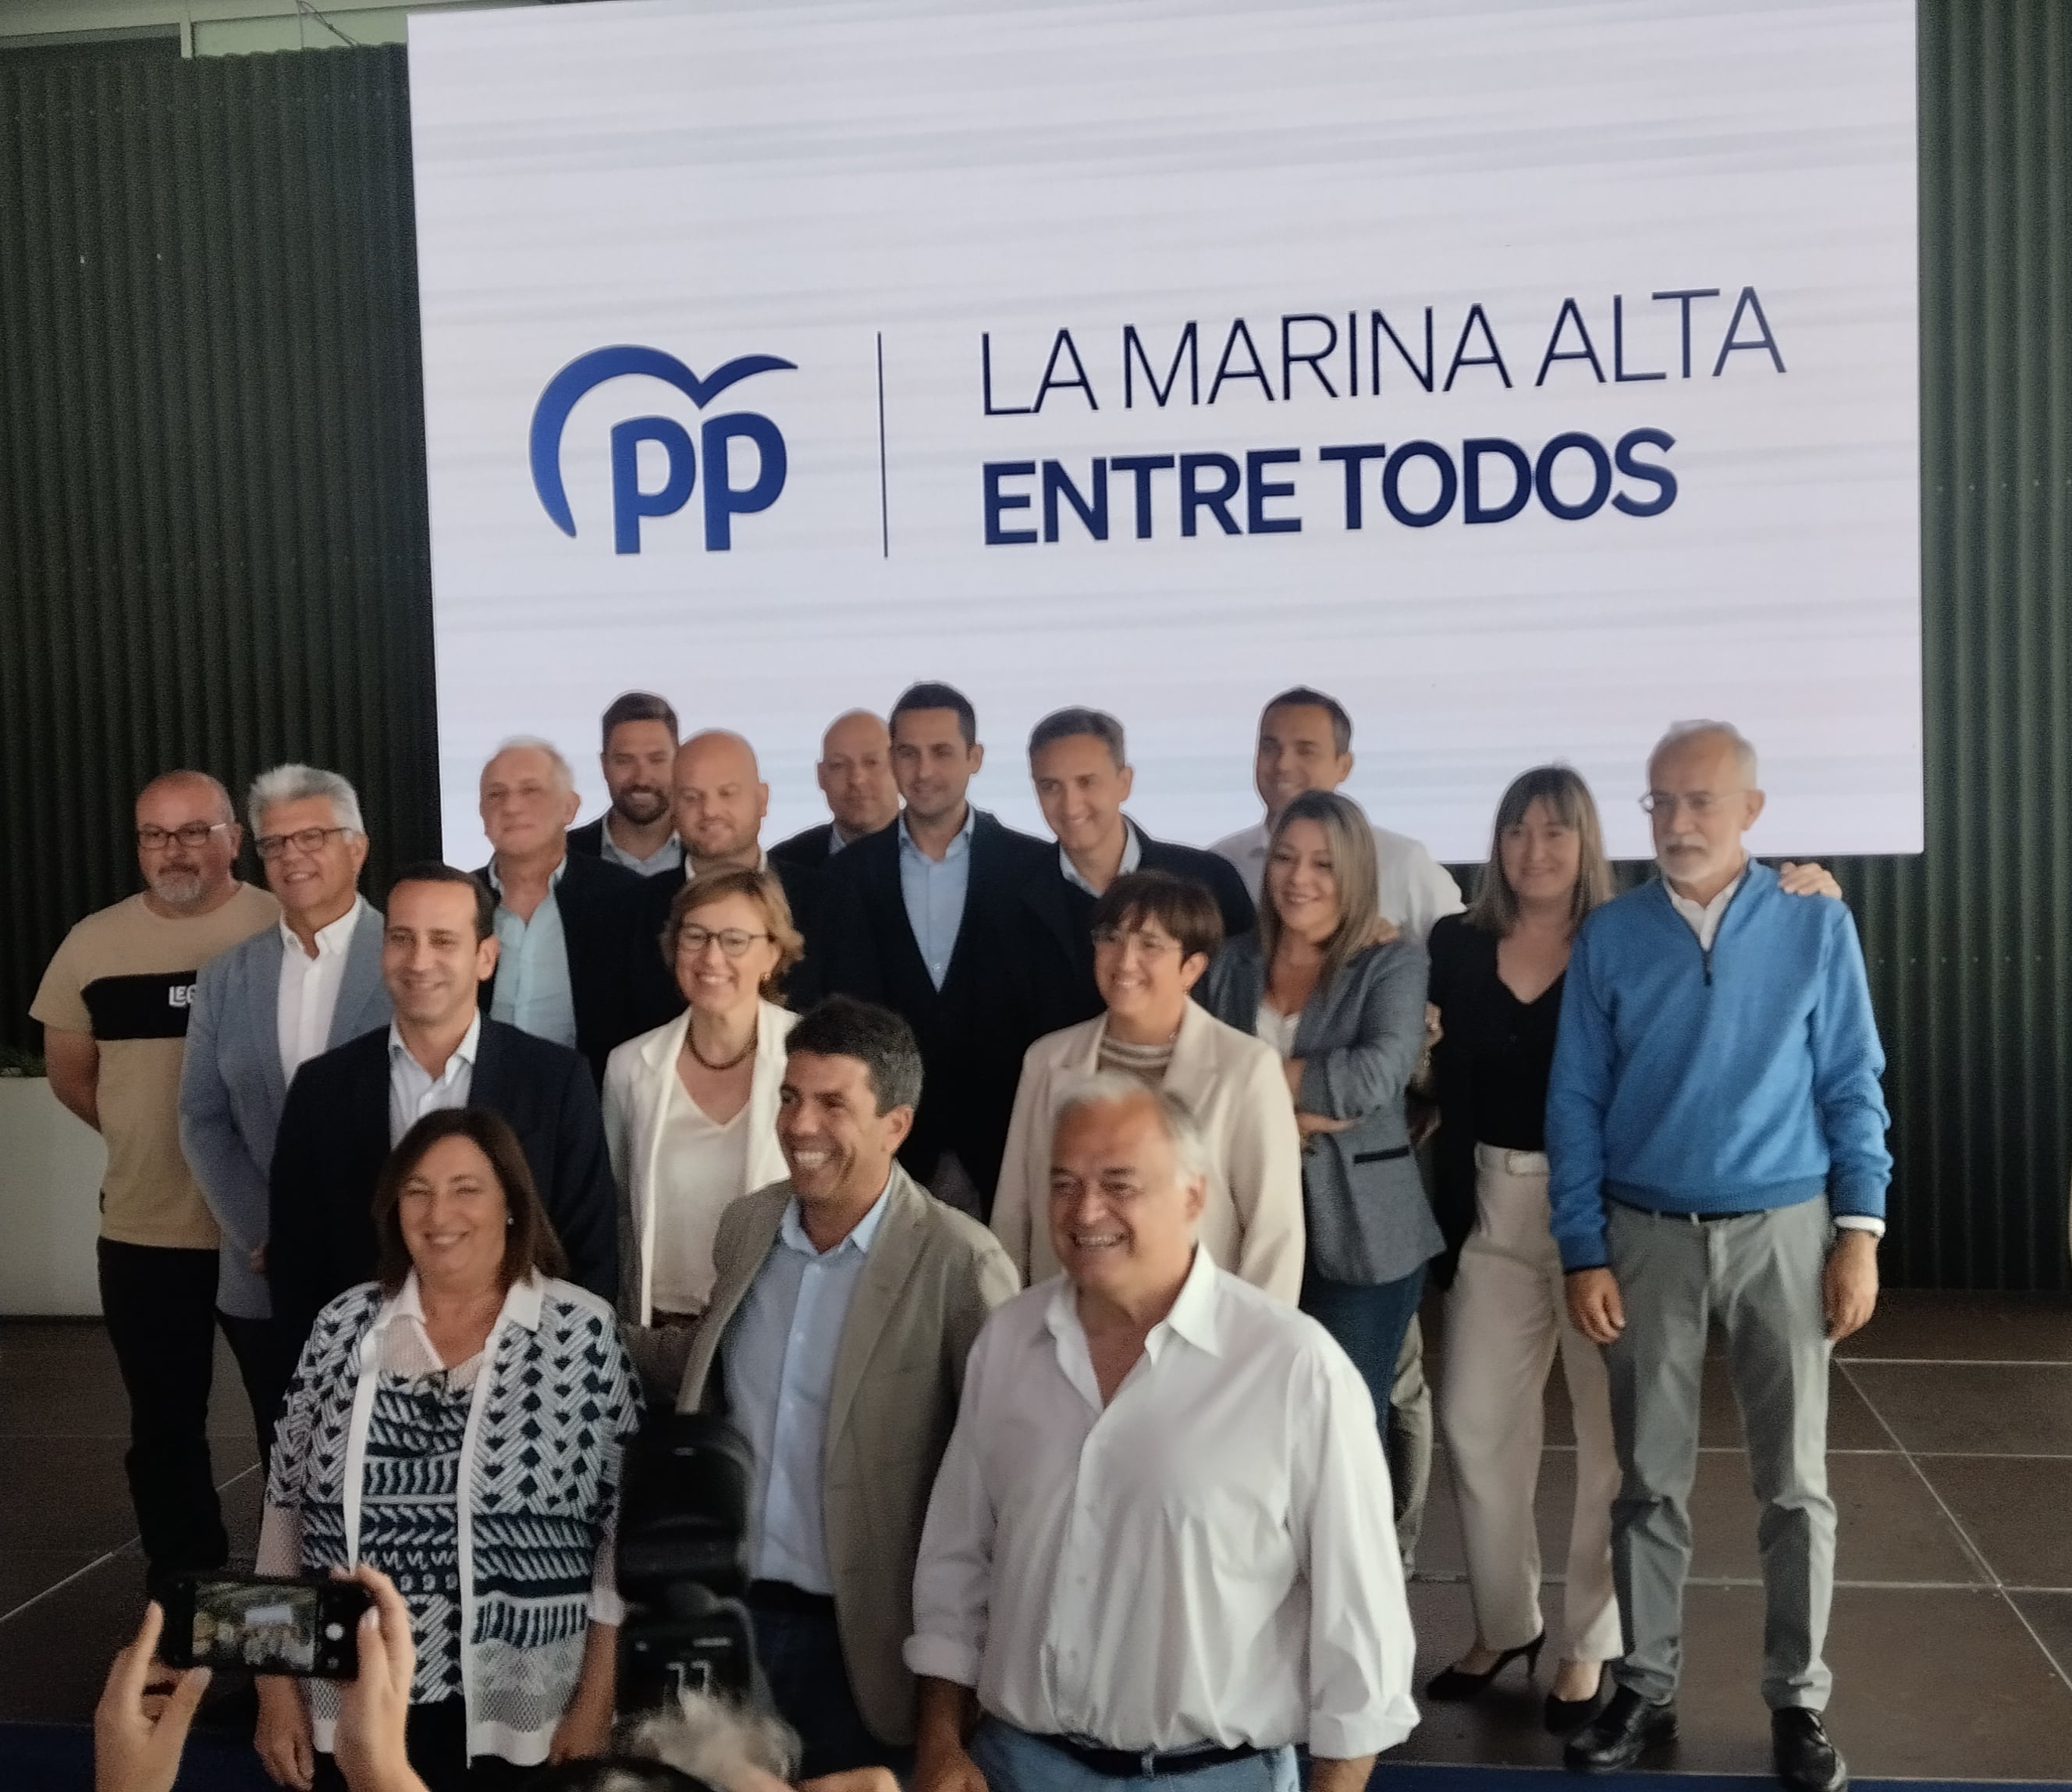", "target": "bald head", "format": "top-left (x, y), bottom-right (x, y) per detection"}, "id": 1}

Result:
top-left (134, 770), bottom-right (241, 915)
top-left (674, 731), bottom-right (769, 871)
top-left (817, 710), bottom-right (898, 841)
